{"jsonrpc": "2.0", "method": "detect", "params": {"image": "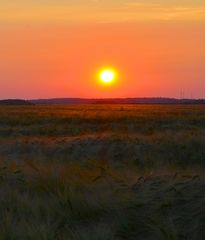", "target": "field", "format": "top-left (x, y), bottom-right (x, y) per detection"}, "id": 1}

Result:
top-left (0, 104), bottom-right (204, 240)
